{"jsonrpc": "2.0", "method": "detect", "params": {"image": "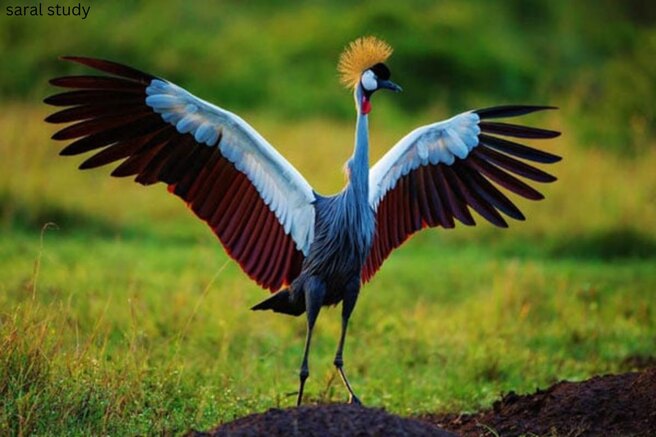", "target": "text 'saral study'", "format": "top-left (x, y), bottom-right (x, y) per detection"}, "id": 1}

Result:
top-left (5, 3), bottom-right (90, 20)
